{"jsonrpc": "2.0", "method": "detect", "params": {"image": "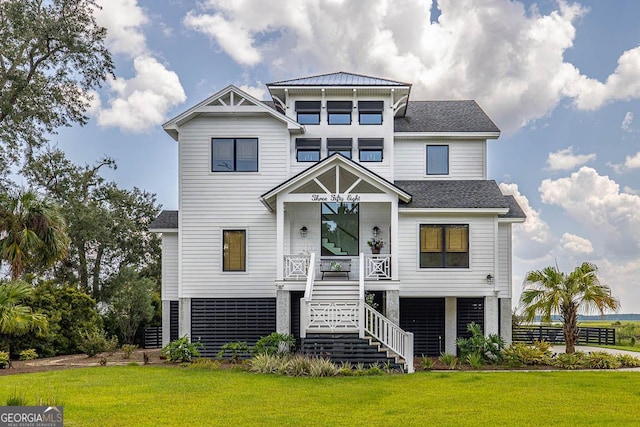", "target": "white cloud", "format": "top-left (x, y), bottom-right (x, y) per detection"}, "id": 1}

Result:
top-left (96, 56), bottom-right (186, 133)
top-left (95, 0), bottom-right (149, 57)
top-left (181, 0), bottom-right (640, 133)
top-left (499, 182), bottom-right (555, 259)
top-left (539, 167), bottom-right (640, 256)
top-left (624, 152), bottom-right (640, 169)
top-left (622, 112), bottom-right (634, 131)
top-left (91, 0), bottom-right (186, 132)
top-left (238, 83), bottom-right (267, 101)
top-left (559, 233), bottom-right (593, 255)
top-left (546, 146), bottom-right (596, 171)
